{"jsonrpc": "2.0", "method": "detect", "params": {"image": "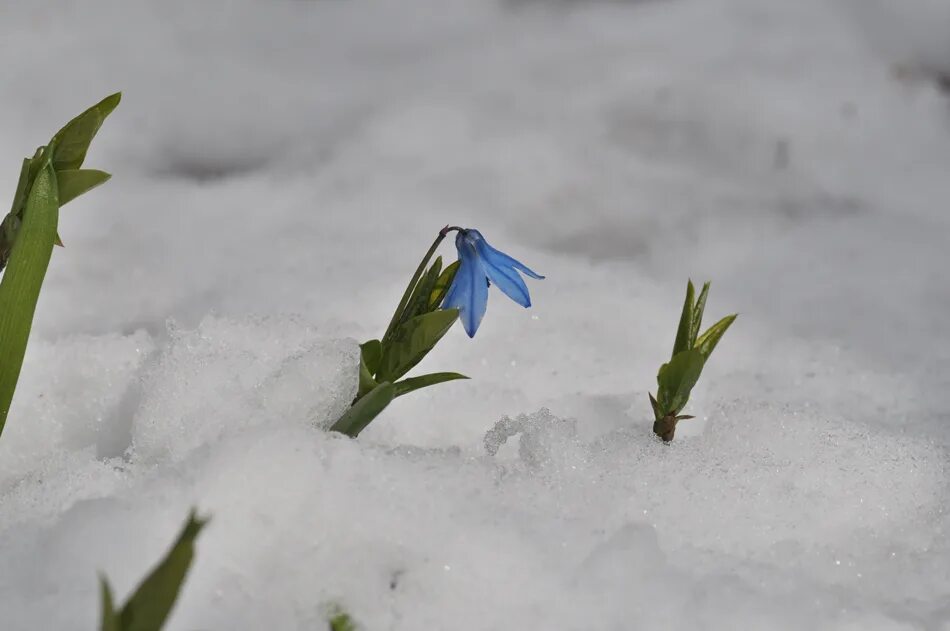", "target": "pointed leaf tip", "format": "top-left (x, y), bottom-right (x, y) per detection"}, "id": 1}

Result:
top-left (671, 280), bottom-right (696, 358)
top-left (695, 313), bottom-right (737, 362)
